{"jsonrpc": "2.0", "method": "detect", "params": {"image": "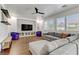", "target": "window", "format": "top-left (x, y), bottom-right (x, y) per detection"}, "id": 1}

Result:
top-left (57, 17), bottom-right (65, 31)
top-left (67, 13), bottom-right (79, 31)
top-left (43, 13), bottom-right (79, 32)
top-left (44, 20), bottom-right (55, 31)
